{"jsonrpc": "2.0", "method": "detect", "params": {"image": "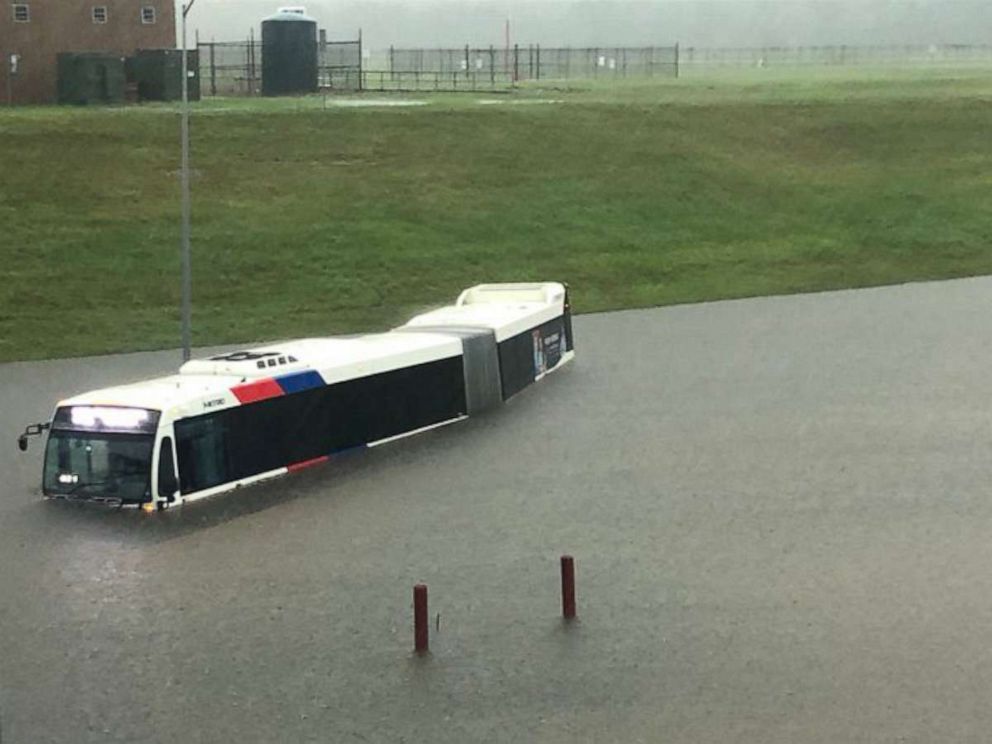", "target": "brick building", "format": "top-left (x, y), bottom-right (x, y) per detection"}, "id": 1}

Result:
top-left (1, 0), bottom-right (176, 104)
